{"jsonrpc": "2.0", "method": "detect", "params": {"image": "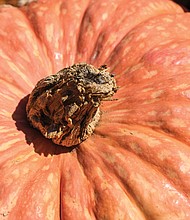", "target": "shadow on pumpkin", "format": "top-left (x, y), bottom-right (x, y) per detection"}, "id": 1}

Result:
top-left (12, 95), bottom-right (75, 156)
